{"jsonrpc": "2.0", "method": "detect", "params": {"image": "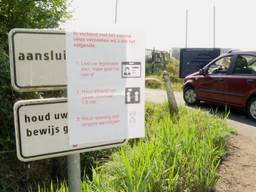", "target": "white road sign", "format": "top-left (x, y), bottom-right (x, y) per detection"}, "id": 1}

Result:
top-left (66, 27), bottom-right (145, 145)
top-left (8, 29), bottom-right (67, 92)
top-left (14, 98), bottom-right (127, 162)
